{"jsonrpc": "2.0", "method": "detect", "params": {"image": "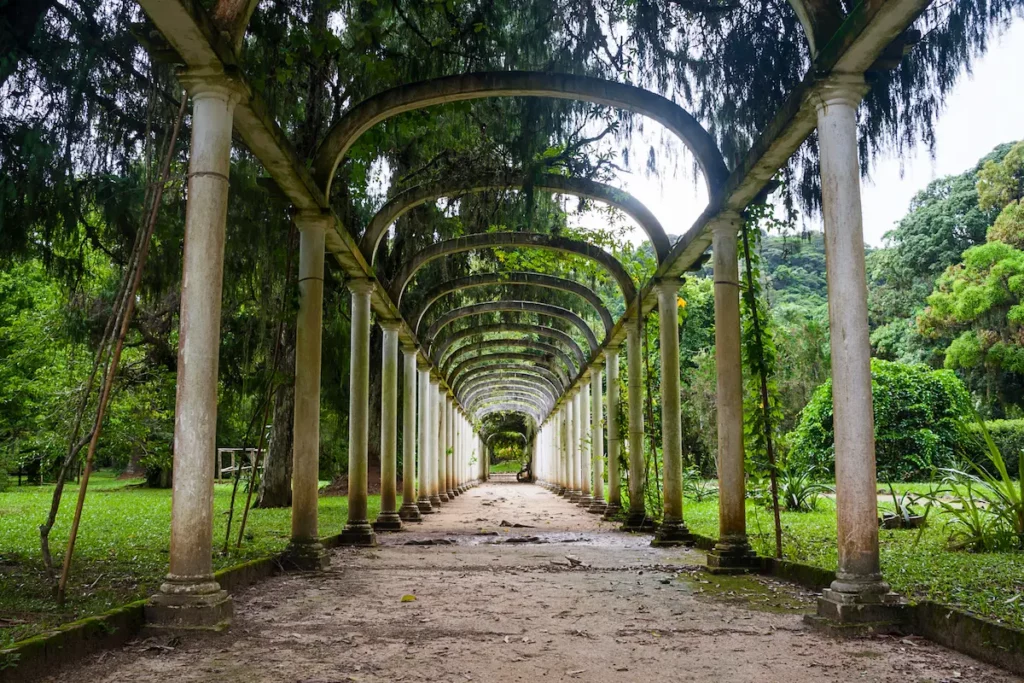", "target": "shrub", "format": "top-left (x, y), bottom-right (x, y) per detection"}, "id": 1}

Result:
top-left (788, 359), bottom-right (974, 481)
top-left (963, 419), bottom-right (1024, 478)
